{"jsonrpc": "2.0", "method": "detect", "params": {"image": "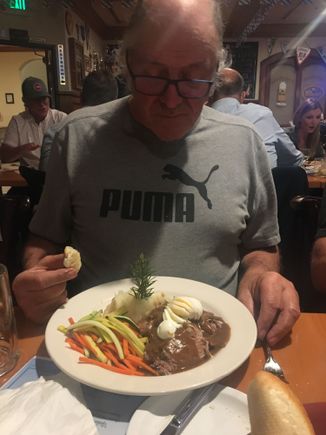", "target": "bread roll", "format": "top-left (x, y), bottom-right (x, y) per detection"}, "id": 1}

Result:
top-left (247, 371), bottom-right (315, 435)
top-left (63, 246), bottom-right (82, 272)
